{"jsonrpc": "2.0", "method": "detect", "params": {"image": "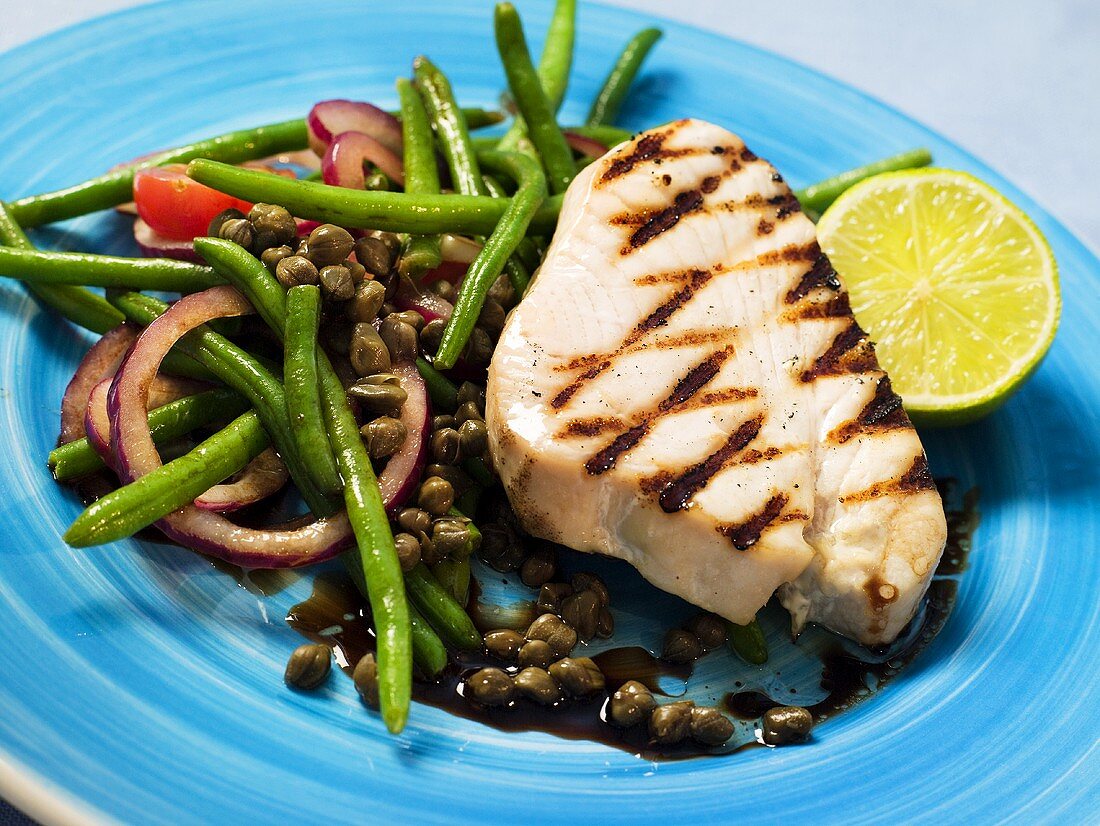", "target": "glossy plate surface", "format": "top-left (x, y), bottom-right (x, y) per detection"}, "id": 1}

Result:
top-left (0, 1), bottom-right (1097, 823)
